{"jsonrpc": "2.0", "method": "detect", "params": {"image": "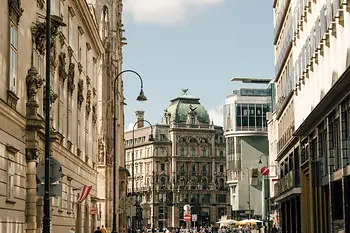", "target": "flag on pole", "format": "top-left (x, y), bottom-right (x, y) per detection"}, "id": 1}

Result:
top-left (76, 185), bottom-right (92, 204)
